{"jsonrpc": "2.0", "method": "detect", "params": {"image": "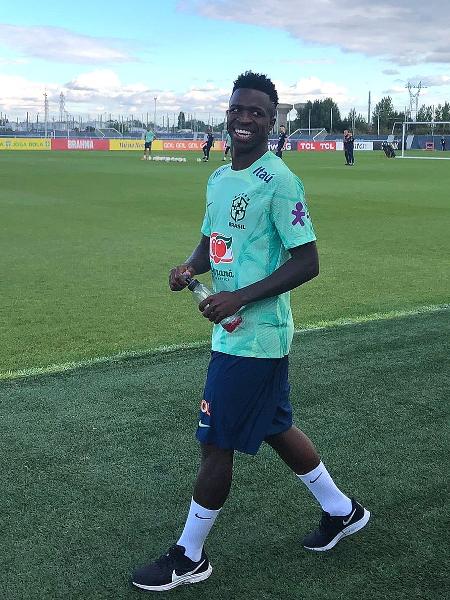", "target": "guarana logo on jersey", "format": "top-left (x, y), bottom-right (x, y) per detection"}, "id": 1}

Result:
top-left (210, 232), bottom-right (233, 264)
